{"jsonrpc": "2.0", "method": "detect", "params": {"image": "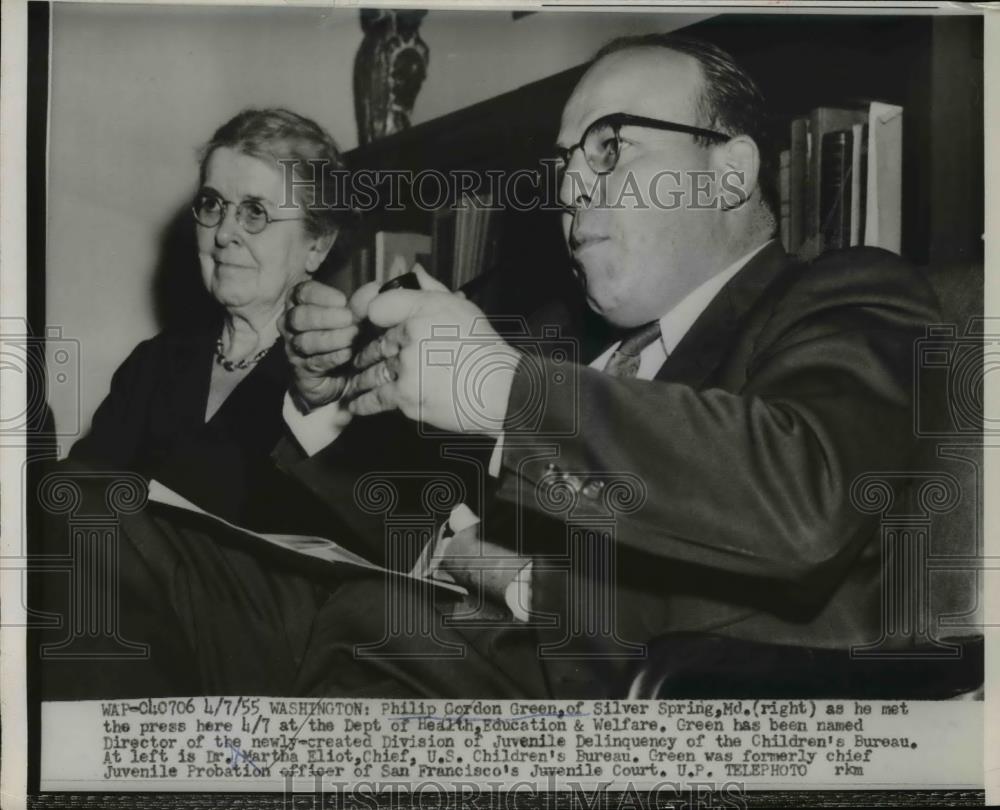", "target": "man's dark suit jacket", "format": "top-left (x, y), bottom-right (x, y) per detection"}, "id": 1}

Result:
top-left (279, 242), bottom-right (942, 696)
